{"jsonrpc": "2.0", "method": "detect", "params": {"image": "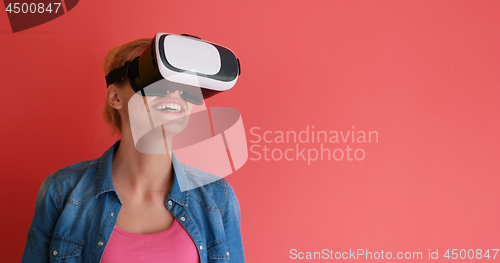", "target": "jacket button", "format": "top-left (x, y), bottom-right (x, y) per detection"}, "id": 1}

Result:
top-left (98, 241), bottom-right (104, 246)
top-left (110, 212), bottom-right (114, 217)
top-left (180, 217), bottom-right (186, 222)
top-left (168, 200), bottom-right (173, 206)
top-left (52, 250), bottom-right (58, 256)
top-left (199, 245), bottom-right (203, 250)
